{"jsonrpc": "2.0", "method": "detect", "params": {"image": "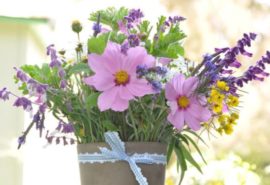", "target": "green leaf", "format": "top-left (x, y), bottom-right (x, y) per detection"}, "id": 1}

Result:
top-left (109, 31), bottom-right (127, 44)
top-left (174, 144), bottom-right (187, 185)
top-left (88, 32), bottom-right (110, 54)
top-left (156, 16), bottom-right (167, 32)
top-left (167, 137), bottom-right (175, 163)
top-left (89, 7), bottom-right (128, 31)
top-left (167, 43), bottom-right (185, 58)
top-left (113, 7), bottom-right (129, 24)
top-left (85, 92), bottom-right (100, 108)
top-left (18, 82), bottom-right (29, 95)
top-left (179, 134), bottom-right (189, 146)
top-left (137, 20), bottom-right (152, 41)
top-left (183, 129), bottom-right (208, 147)
top-left (181, 143), bottom-right (203, 174)
top-left (183, 134), bottom-right (207, 165)
top-left (103, 120), bottom-right (118, 131)
top-left (68, 63), bottom-right (91, 76)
